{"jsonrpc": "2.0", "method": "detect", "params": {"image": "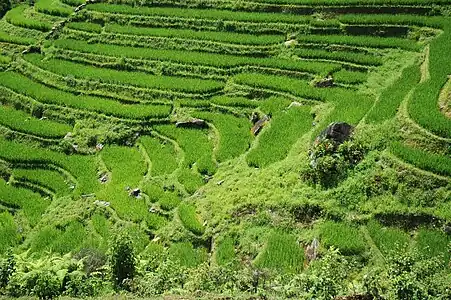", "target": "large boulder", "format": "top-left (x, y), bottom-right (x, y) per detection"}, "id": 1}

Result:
top-left (316, 122), bottom-right (354, 145)
top-left (175, 118), bottom-right (207, 129)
